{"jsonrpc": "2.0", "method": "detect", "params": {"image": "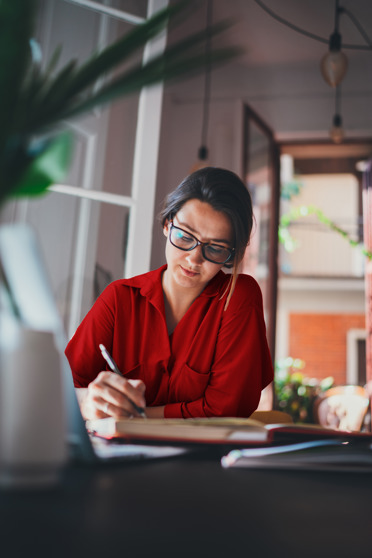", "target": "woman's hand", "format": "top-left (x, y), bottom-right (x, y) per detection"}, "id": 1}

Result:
top-left (76, 372), bottom-right (146, 420)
